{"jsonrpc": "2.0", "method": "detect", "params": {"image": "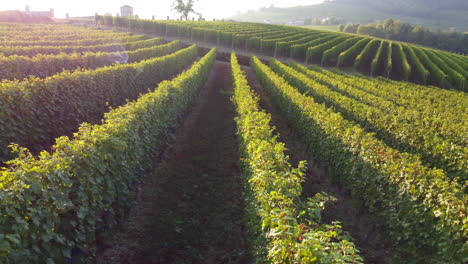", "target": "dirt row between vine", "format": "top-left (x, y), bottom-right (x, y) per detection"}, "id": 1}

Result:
top-left (98, 61), bottom-right (249, 263)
